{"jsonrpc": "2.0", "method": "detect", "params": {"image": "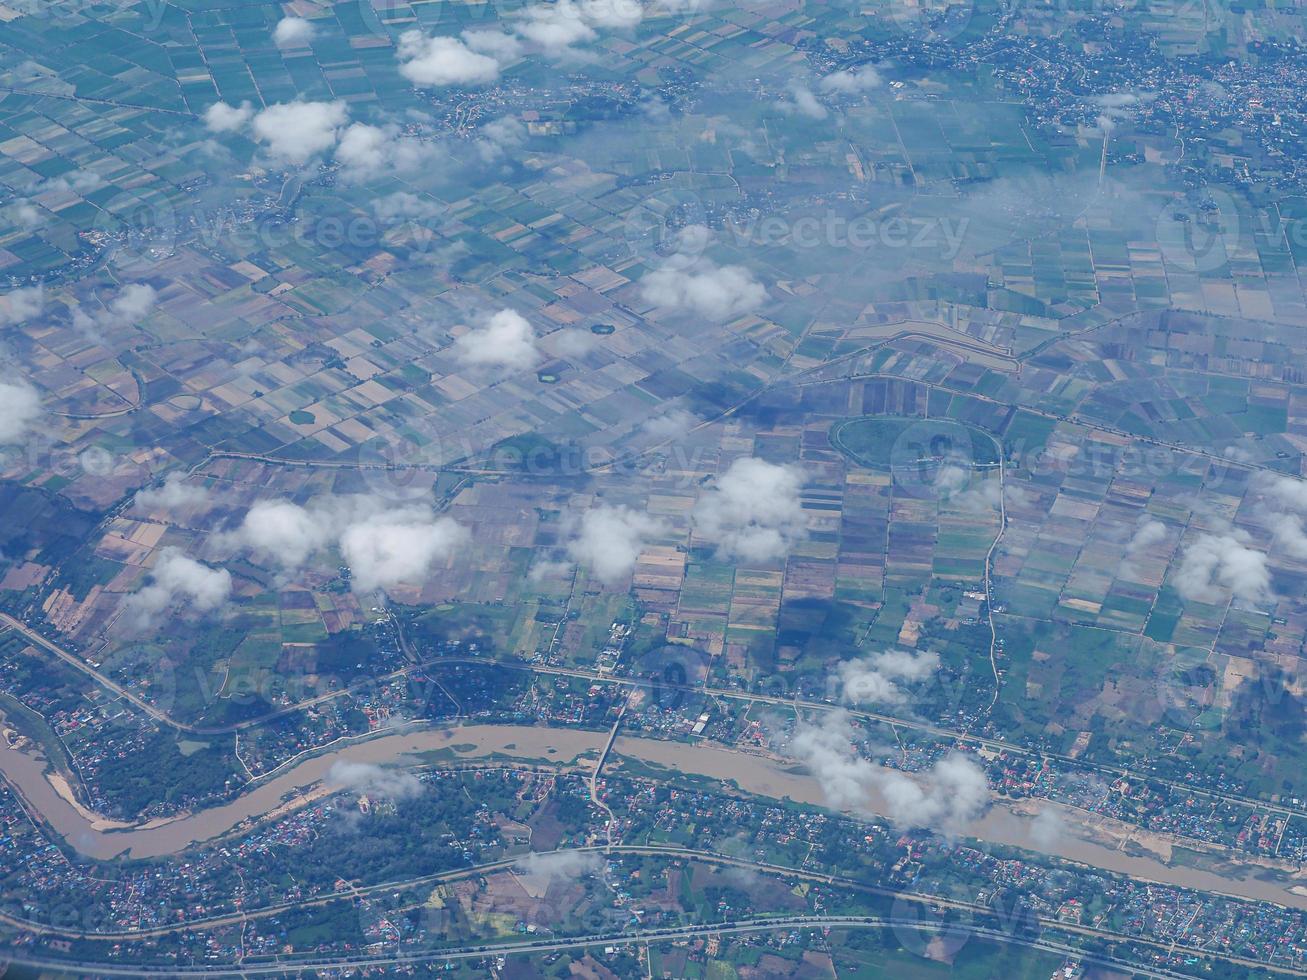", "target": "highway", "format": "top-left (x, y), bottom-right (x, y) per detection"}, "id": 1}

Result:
top-left (2, 609), bottom-right (1303, 829)
top-left (0, 842), bottom-right (1297, 977)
